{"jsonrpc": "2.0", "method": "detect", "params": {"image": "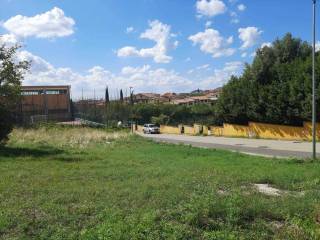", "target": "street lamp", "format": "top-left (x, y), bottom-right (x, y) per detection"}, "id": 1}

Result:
top-left (312, 0), bottom-right (317, 159)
